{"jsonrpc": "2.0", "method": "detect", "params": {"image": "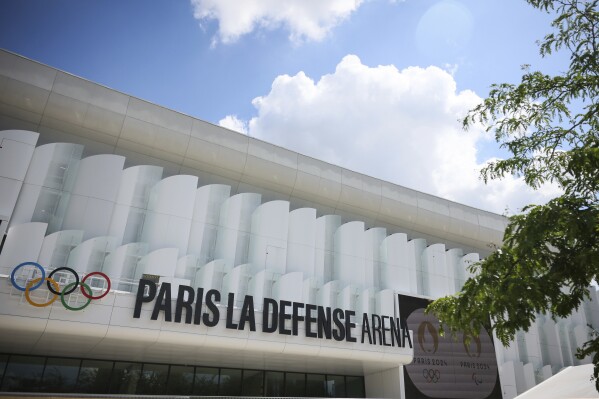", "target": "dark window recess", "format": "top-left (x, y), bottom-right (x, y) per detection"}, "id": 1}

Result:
top-left (0, 353), bottom-right (366, 398)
